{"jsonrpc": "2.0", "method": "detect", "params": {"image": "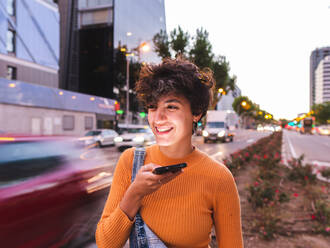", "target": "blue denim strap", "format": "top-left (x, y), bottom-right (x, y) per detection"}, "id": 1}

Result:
top-left (129, 147), bottom-right (167, 248)
top-left (129, 147), bottom-right (148, 248)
